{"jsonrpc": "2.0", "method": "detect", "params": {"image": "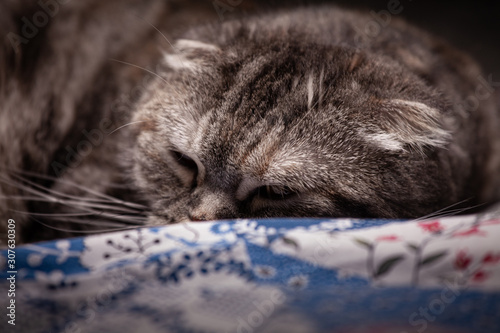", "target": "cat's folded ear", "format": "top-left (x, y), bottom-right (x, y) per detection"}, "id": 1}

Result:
top-left (164, 39), bottom-right (223, 72)
top-left (363, 99), bottom-right (451, 153)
